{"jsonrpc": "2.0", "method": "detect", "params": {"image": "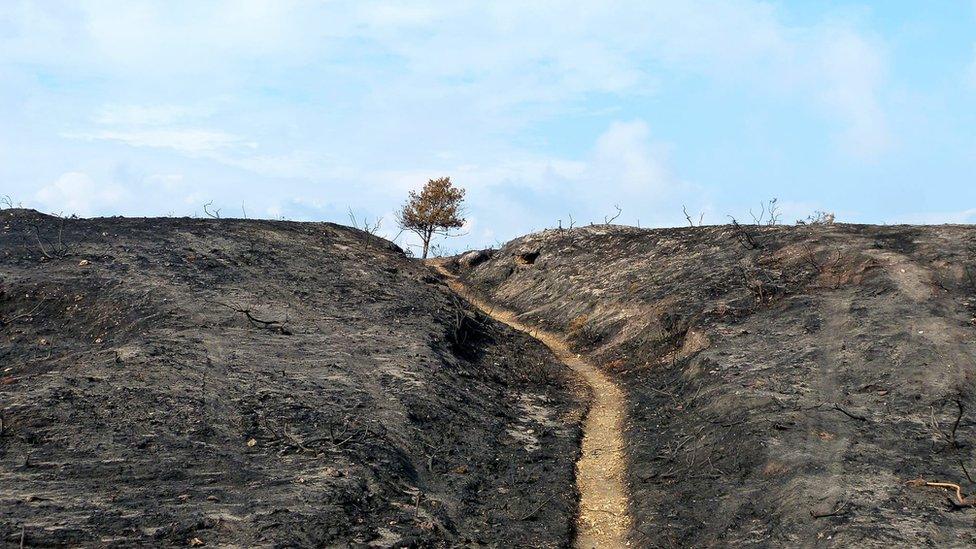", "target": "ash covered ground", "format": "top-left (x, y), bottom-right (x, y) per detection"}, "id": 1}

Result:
top-left (0, 209), bottom-right (586, 548)
top-left (455, 222), bottom-right (976, 547)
